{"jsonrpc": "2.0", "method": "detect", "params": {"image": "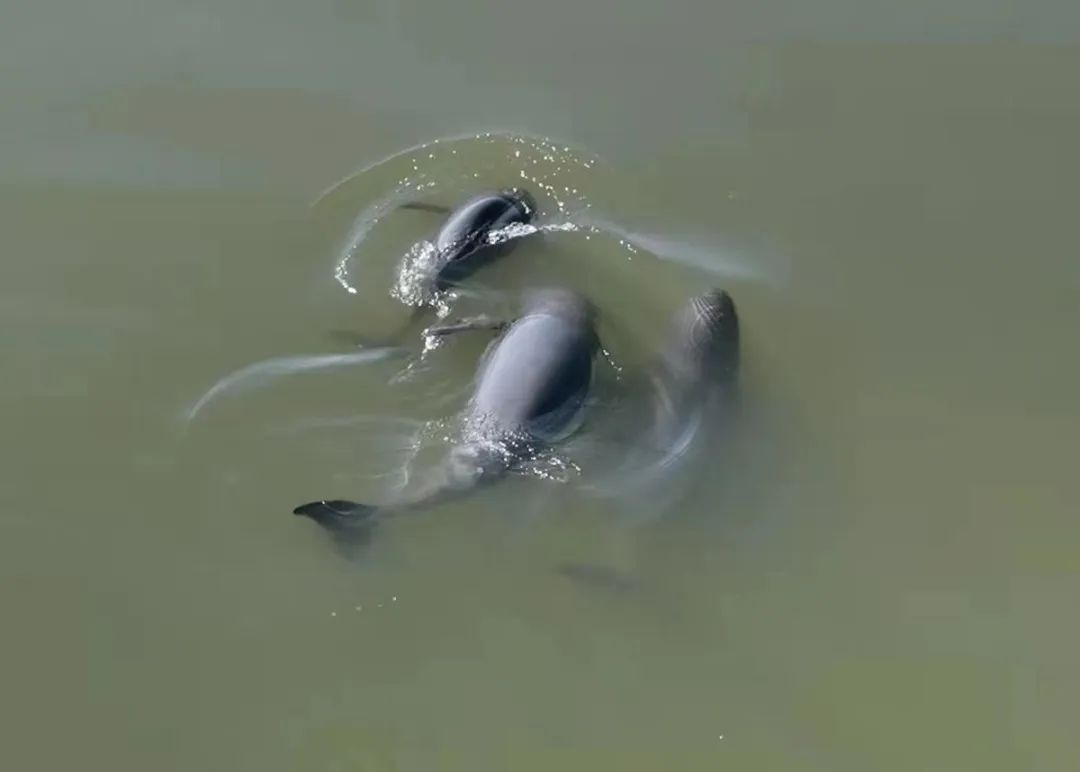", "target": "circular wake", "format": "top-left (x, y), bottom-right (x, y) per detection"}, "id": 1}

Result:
top-left (314, 131), bottom-right (781, 305)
